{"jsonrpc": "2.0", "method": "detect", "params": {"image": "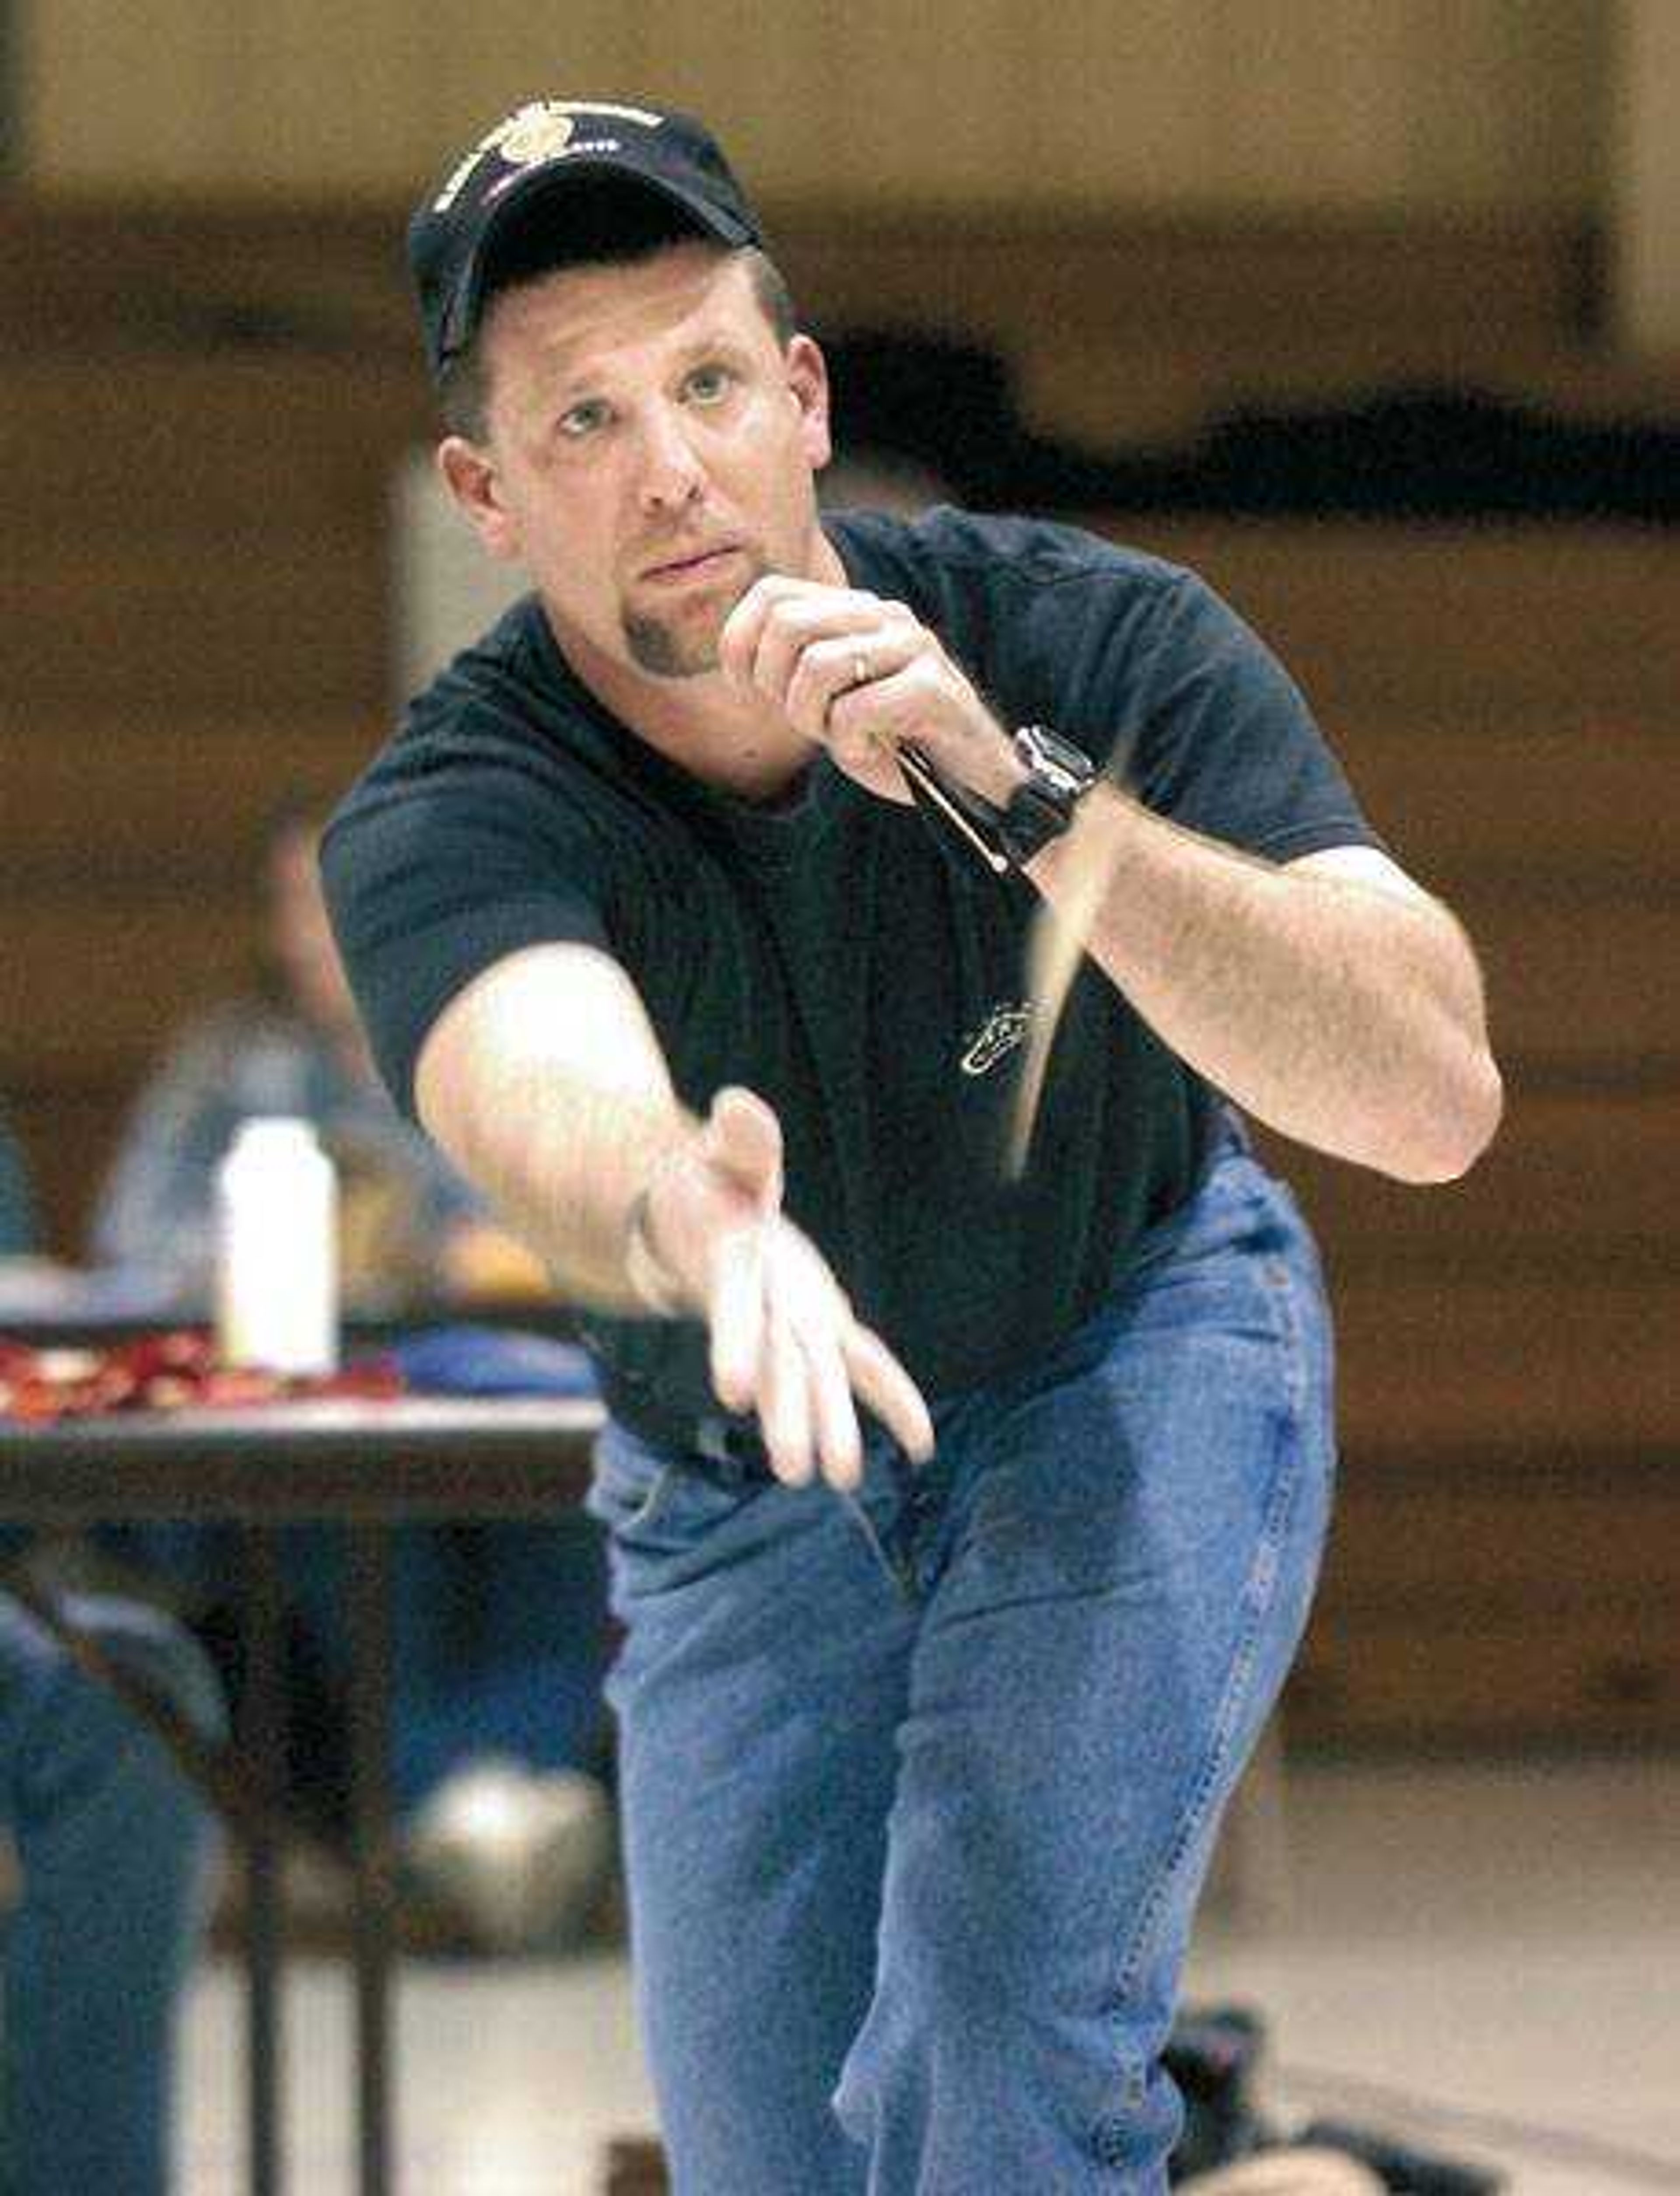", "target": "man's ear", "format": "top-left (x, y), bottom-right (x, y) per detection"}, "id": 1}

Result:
top-left (437, 437), bottom-right (522, 561)
top-left (785, 335), bottom-right (833, 474)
